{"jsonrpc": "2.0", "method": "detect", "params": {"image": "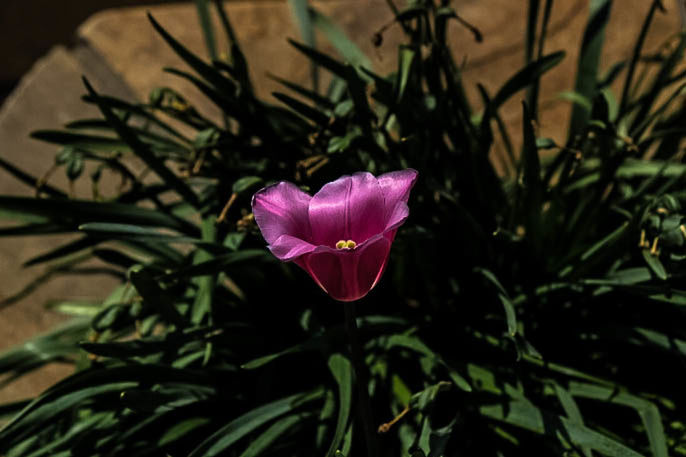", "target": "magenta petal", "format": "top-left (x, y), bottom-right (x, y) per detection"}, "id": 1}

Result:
top-left (308, 172), bottom-right (385, 247)
top-left (269, 234), bottom-right (317, 261)
top-left (355, 236), bottom-right (392, 295)
top-left (385, 201), bottom-right (410, 232)
top-left (377, 169), bottom-right (418, 225)
top-left (252, 182), bottom-right (312, 245)
top-left (297, 235), bottom-right (391, 301)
